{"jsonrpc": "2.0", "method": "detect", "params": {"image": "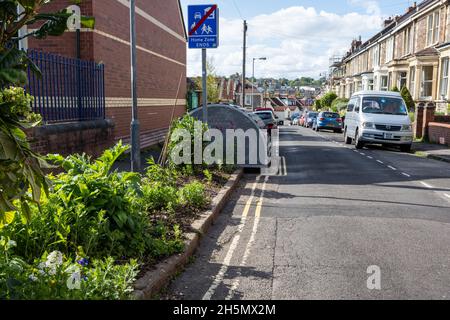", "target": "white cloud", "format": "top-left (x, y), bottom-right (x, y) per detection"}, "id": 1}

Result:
top-left (187, 6), bottom-right (383, 79)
